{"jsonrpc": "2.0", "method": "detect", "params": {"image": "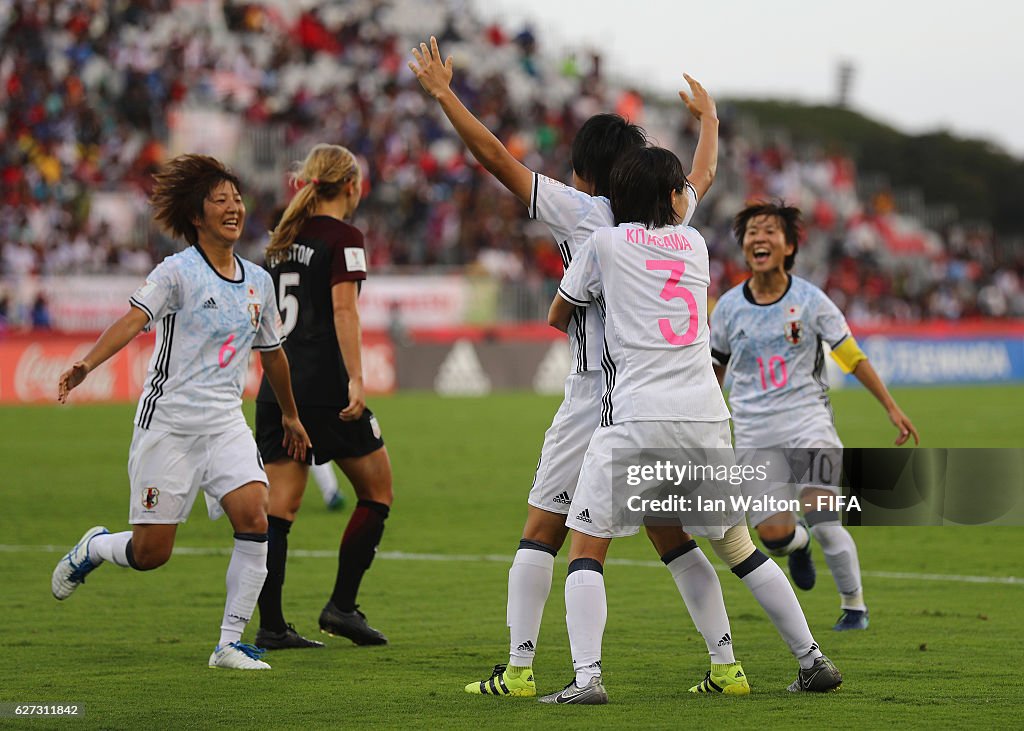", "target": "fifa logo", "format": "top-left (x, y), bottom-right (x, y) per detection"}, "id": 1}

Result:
top-left (142, 487), bottom-right (160, 509)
